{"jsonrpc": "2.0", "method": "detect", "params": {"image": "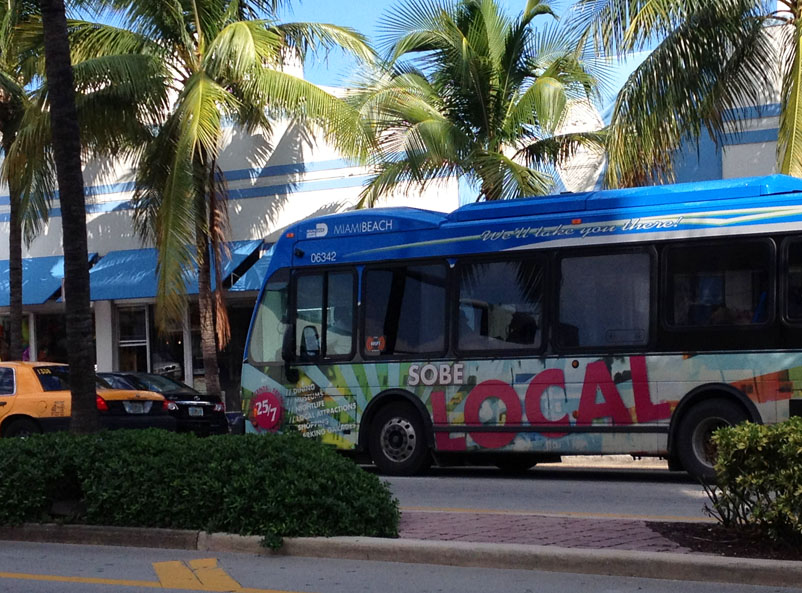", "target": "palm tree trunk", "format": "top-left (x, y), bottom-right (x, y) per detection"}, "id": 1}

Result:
top-left (8, 181), bottom-right (23, 361)
top-left (2, 135), bottom-right (23, 361)
top-left (196, 231), bottom-right (222, 396)
top-left (39, 0), bottom-right (97, 432)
